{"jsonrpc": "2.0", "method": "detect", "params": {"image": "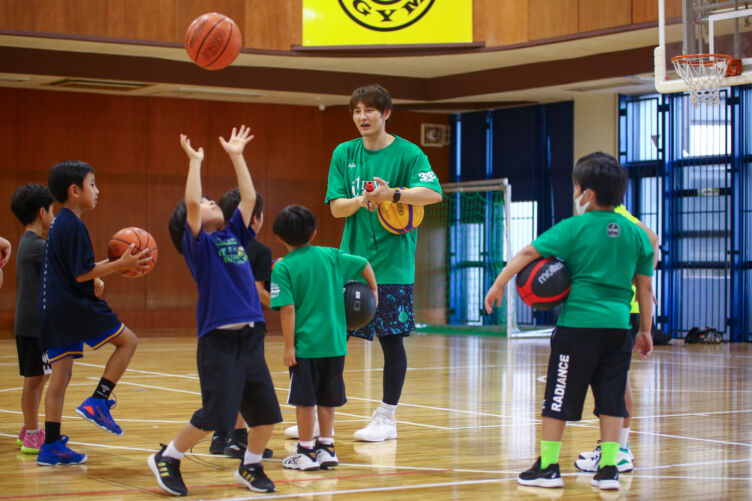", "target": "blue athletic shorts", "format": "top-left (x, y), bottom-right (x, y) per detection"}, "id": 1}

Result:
top-left (47, 323), bottom-right (126, 363)
top-left (349, 284), bottom-right (414, 341)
